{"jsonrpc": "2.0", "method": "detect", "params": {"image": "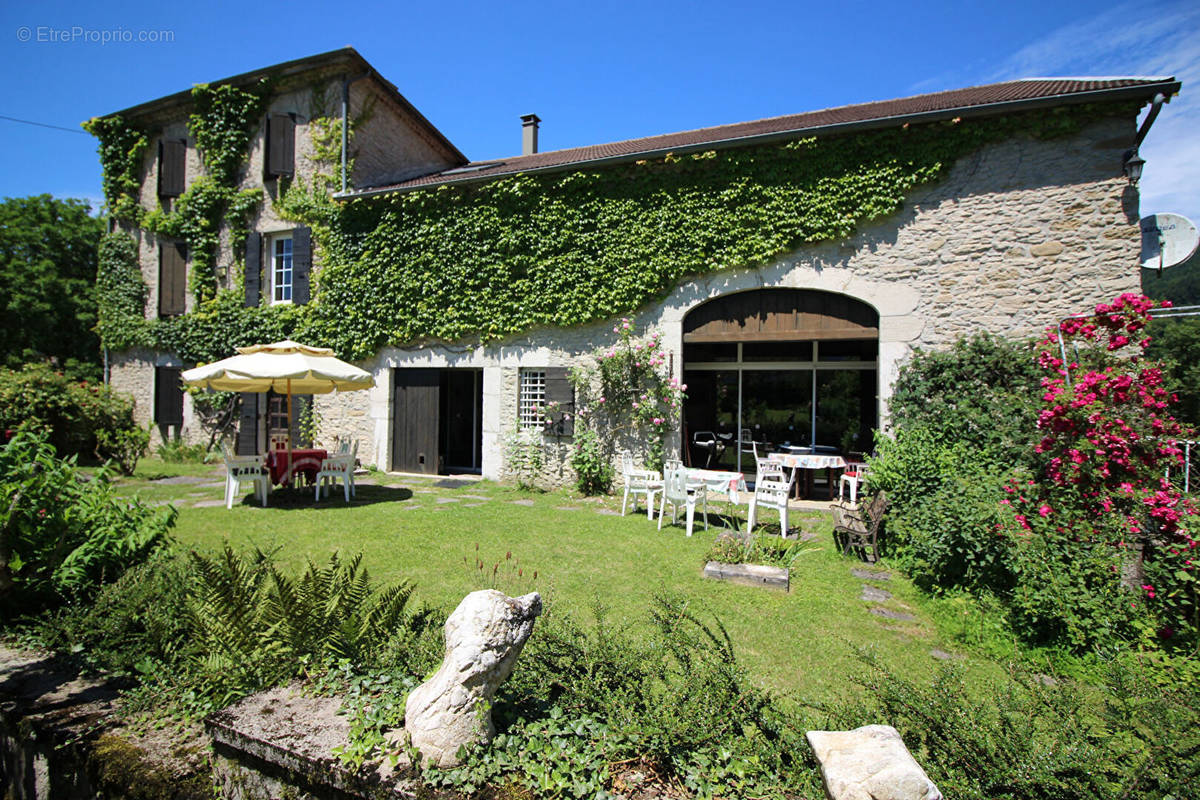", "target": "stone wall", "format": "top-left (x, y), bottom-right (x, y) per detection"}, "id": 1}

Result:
top-left (336, 115), bottom-right (1142, 485)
